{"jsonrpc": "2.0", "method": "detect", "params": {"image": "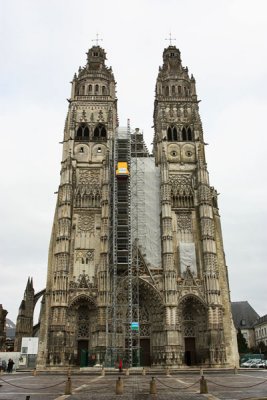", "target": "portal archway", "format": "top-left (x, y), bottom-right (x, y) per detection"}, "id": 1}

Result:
top-left (178, 295), bottom-right (208, 365)
top-left (67, 295), bottom-right (97, 366)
